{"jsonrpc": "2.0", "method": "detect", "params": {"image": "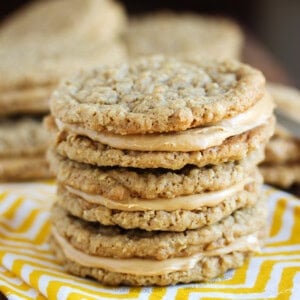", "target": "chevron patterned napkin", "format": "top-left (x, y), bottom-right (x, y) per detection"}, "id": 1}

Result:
top-left (0, 182), bottom-right (299, 299)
